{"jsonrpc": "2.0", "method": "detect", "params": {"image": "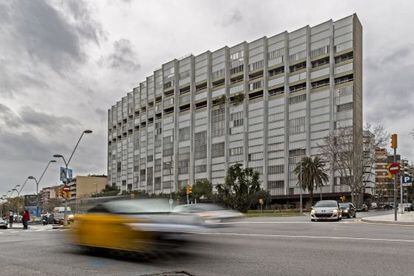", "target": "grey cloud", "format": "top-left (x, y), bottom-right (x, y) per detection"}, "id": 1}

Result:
top-left (19, 107), bottom-right (80, 132)
top-left (0, 1), bottom-right (102, 73)
top-left (0, 103), bottom-right (22, 128)
top-left (63, 0), bottom-right (104, 44)
top-left (8, 1), bottom-right (83, 71)
top-left (221, 9), bottom-right (243, 27)
top-left (382, 46), bottom-right (412, 65)
top-left (106, 39), bottom-right (141, 72)
top-left (0, 130), bottom-right (70, 163)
